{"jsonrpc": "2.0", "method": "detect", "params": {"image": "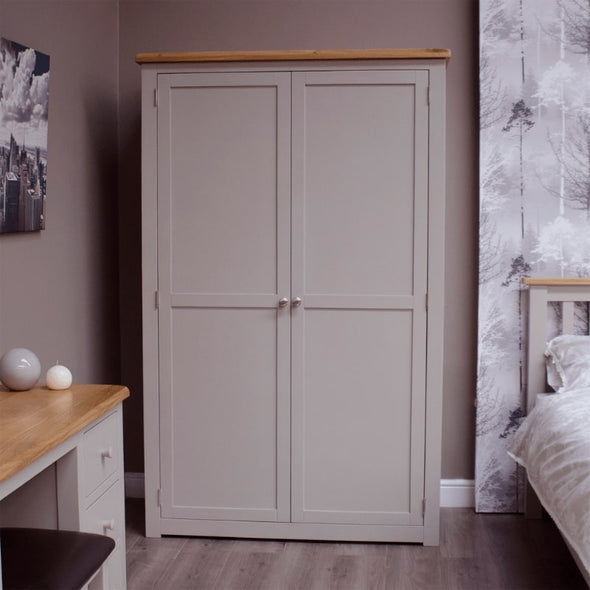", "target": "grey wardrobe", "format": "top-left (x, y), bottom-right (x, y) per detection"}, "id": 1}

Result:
top-left (138, 49), bottom-right (448, 545)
